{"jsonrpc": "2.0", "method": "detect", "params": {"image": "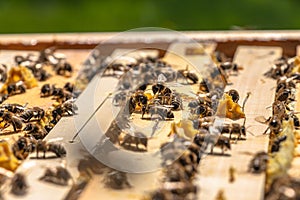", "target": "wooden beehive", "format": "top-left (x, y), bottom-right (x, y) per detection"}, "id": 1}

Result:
top-left (1, 31), bottom-right (300, 200)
